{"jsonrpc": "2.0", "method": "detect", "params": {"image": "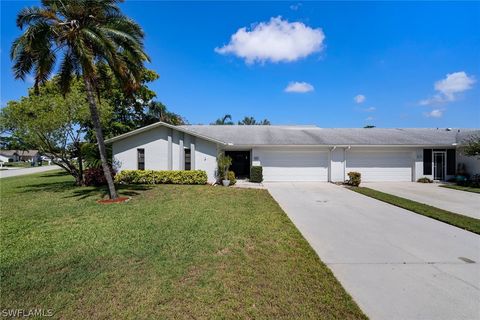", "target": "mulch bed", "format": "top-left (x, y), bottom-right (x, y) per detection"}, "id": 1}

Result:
top-left (97, 197), bottom-right (130, 204)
